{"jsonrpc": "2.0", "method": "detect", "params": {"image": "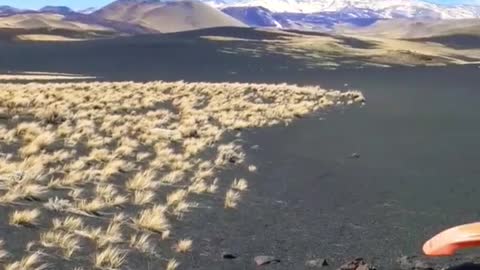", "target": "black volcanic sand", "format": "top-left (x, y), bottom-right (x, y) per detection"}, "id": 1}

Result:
top-left (1, 29), bottom-right (480, 269)
top-left (173, 65), bottom-right (480, 270)
top-left (0, 27), bottom-right (417, 82)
